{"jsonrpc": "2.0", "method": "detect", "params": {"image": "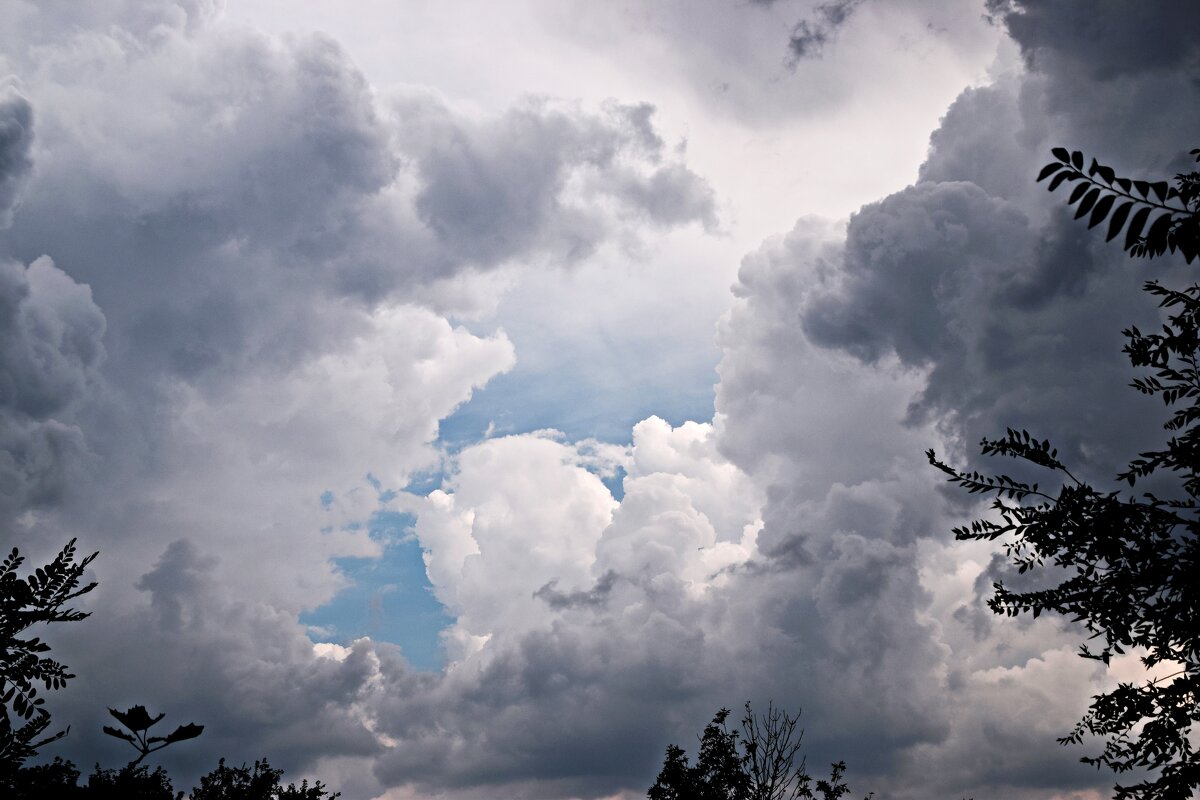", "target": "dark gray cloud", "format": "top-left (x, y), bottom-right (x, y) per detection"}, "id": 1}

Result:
top-left (1, 28), bottom-right (400, 390)
top-left (49, 538), bottom-right (389, 787)
top-left (787, 0), bottom-right (867, 61)
top-left (986, 0), bottom-right (1200, 171)
top-left (987, 0), bottom-right (1200, 80)
top-left (608, 163), bottom-right (719, 229)
top-left (404, 98), bottom-right (715, 267)
top-left (533, 569), bottom-right (618, 609)
top-left (799, 71), bottom-right (1199, 479)
top-left (0, 83), bottom-right (32, 228)
top-left (0, 257), bottom-right (105, 521)
top-left (797, 179), bottom-right (1176, 472)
